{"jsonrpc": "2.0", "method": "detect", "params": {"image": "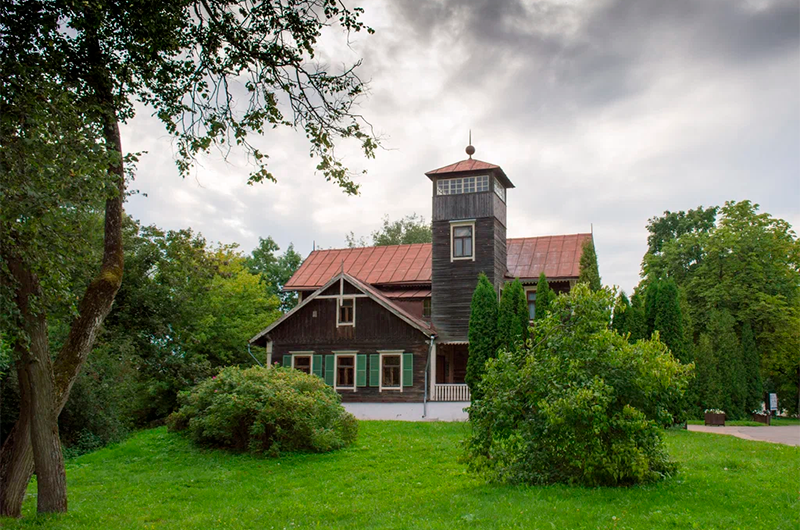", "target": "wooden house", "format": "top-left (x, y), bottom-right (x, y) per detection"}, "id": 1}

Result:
top-left (250, 148), bottom-right (593, 419)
